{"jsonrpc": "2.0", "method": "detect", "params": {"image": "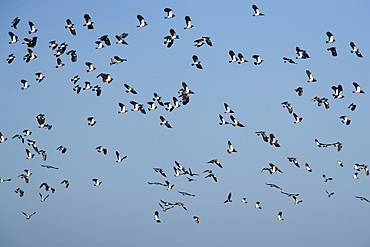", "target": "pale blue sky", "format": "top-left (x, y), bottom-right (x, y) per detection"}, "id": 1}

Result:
top-left (0, 0), bottom-right (369, 246)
